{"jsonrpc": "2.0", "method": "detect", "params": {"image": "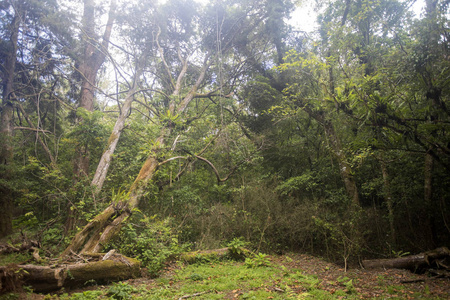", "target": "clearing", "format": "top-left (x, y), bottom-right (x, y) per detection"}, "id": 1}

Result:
top-left (1, 253), bottom-right (449, 299)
